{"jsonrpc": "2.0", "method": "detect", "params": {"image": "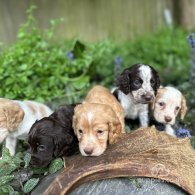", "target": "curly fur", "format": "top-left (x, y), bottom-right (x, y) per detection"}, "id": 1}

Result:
top-left (28, 104), bottom-right (79, 167)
